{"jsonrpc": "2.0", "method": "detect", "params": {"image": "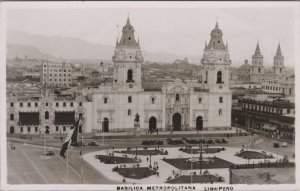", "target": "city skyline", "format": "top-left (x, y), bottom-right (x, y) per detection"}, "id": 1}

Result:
top-left (6, 5), bottom-right (296, 67)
